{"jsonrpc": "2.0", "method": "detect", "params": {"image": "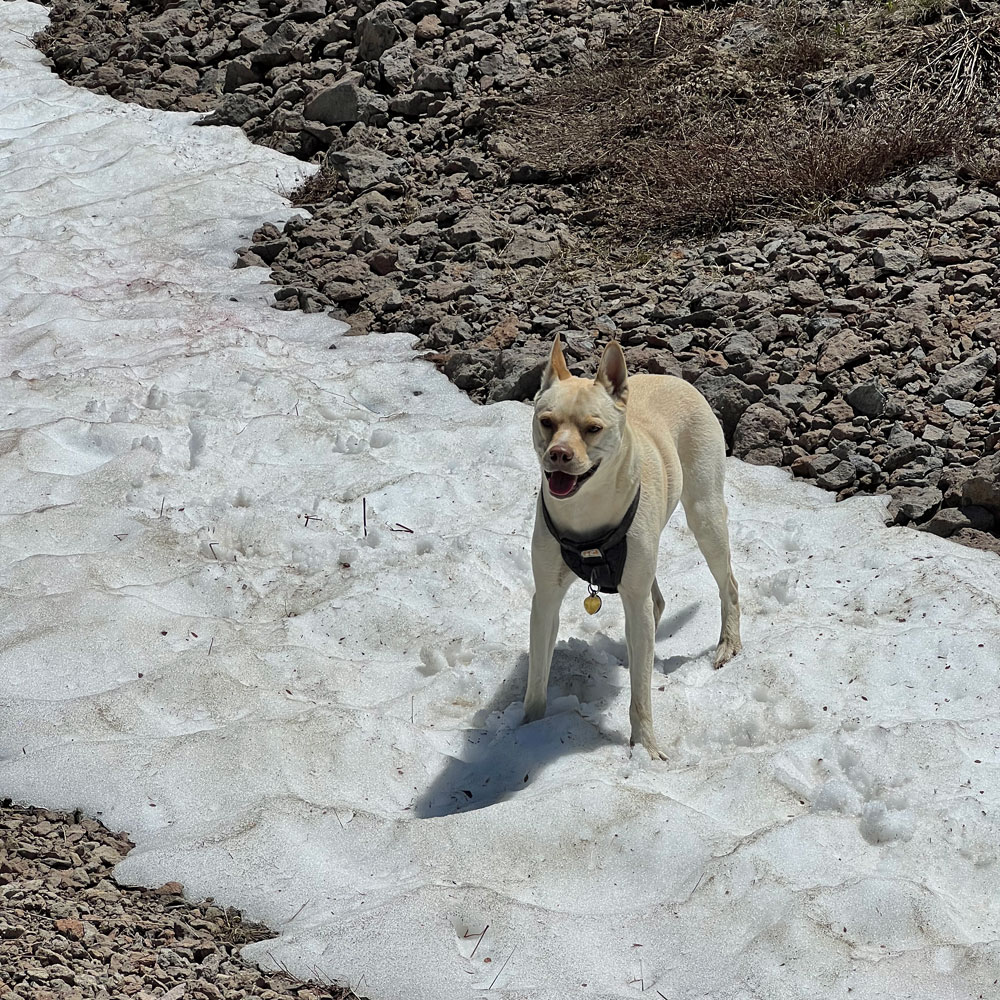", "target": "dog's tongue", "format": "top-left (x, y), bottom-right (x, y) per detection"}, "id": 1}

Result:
top-left (548, 471), bottom-right (578, 497)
